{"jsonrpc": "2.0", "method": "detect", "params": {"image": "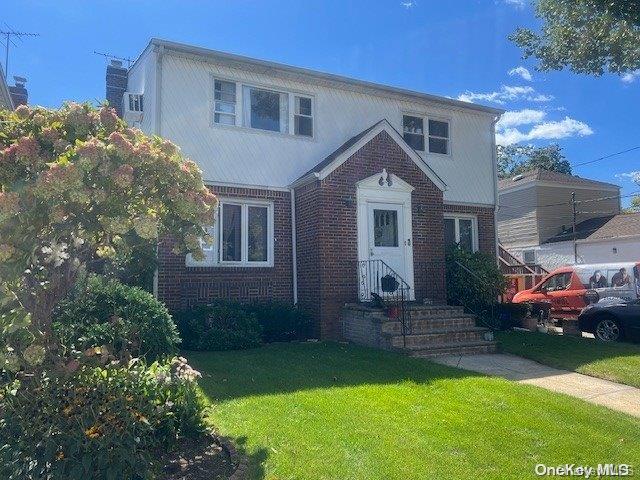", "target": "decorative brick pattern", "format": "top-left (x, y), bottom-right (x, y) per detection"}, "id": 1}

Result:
top-left (157, 186), bottom-right (293, 311)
